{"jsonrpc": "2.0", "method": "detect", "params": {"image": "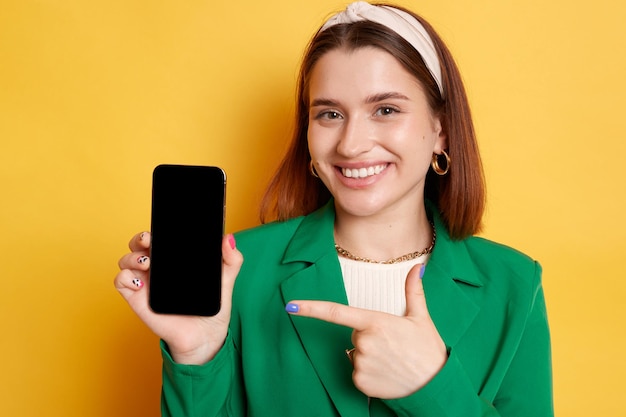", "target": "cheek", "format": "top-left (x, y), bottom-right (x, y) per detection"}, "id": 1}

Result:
top-left (389, 127), bottom-right (438, 171)
top-left (307, 125), bottom-right (331, 160)
top-left (386, 124), bottom-right (436, 153)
